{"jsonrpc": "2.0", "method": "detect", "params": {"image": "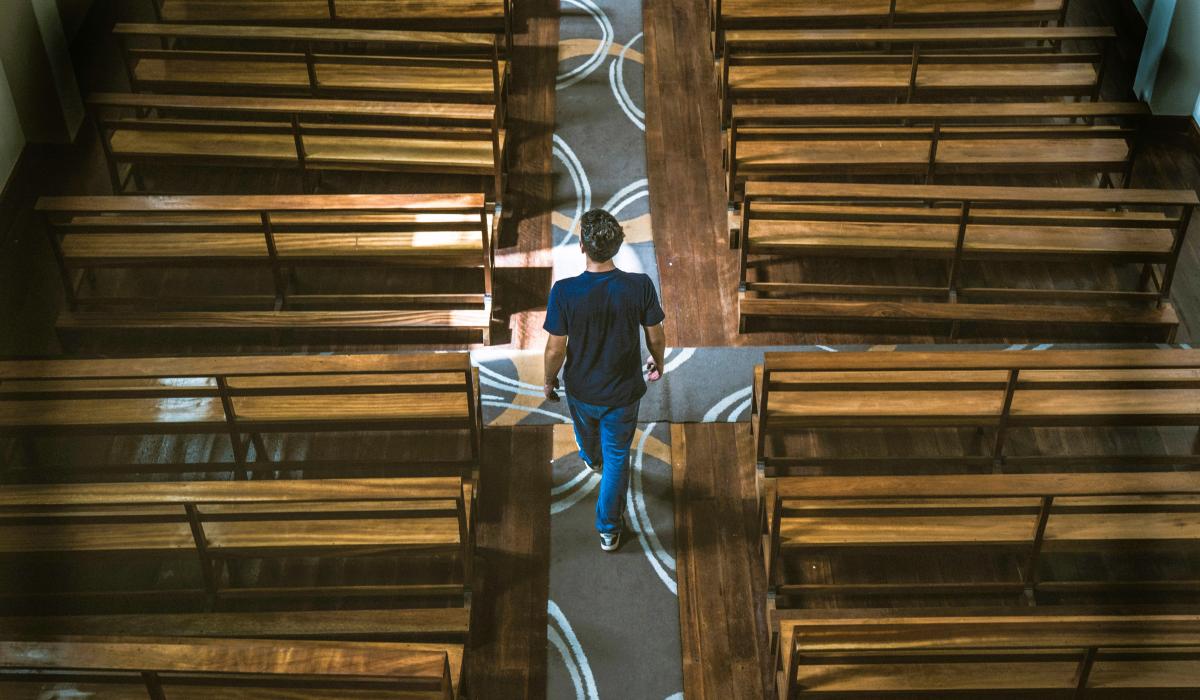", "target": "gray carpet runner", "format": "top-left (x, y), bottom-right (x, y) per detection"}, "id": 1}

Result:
top-left (544, 0), bottom-right (684, 696)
